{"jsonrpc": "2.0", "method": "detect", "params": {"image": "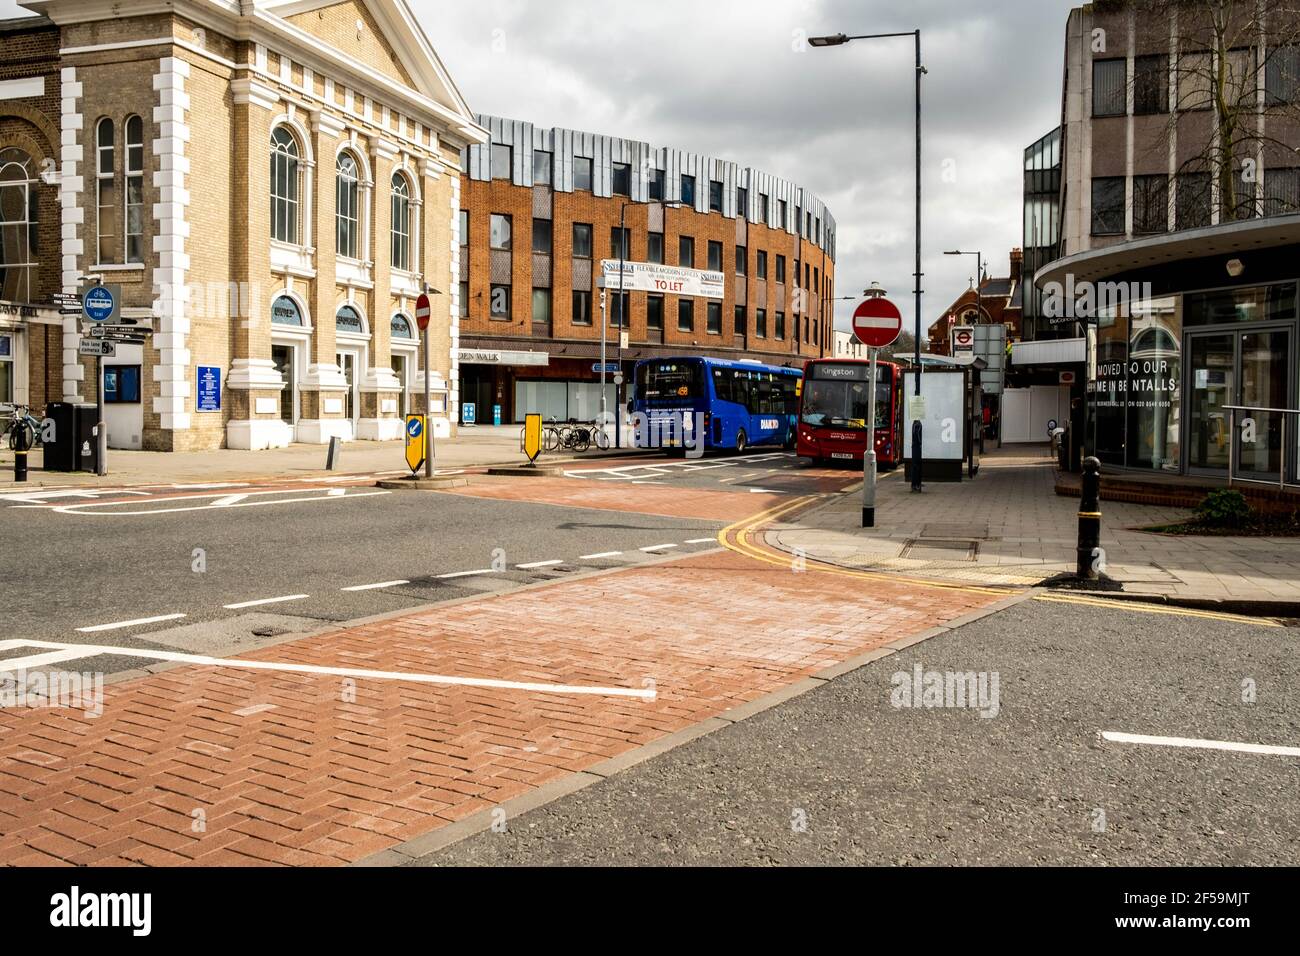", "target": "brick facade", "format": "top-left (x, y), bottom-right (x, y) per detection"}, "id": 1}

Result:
top-left (0, 1), bottom-right (484, 450)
